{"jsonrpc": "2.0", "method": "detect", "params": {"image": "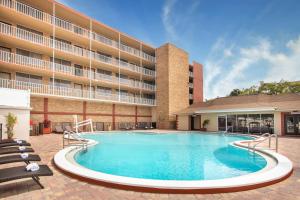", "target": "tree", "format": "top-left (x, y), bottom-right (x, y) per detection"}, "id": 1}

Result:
top-left (229, 89), bottom-right (241, 96)
top-left (5, 113), bottom-right (17, 139)
top-left (228, 80), bottom-right (300, 97)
